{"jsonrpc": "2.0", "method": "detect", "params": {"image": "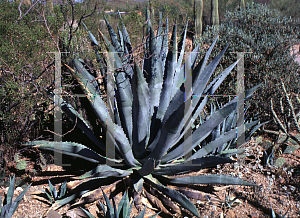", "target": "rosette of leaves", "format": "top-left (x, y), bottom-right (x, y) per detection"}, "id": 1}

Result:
top-left (0, 175), bottom-right (31, 218)
top-left (40, 180), bottom-right (67, 204)
top-left (24, 13), bottom-right (262, 217)
top-left (81, 190), bottom-right (159, 218)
